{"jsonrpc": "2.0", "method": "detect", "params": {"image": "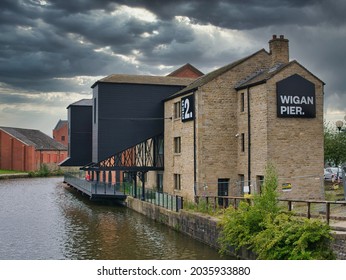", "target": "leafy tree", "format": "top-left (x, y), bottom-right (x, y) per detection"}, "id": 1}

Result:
top-left (324, 121), bottom-right (346, 166)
